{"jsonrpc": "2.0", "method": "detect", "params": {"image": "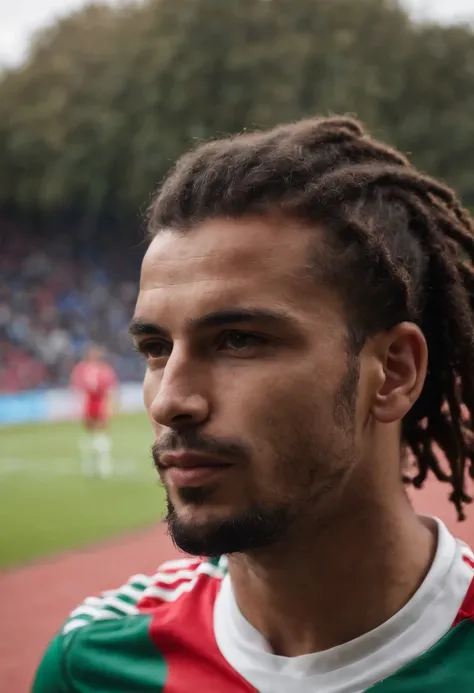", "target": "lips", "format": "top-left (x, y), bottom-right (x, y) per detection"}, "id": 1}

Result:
top-left (159, 451), bottom-right (231, 469)
top-left (158, 452), bottom-right (233, 487)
